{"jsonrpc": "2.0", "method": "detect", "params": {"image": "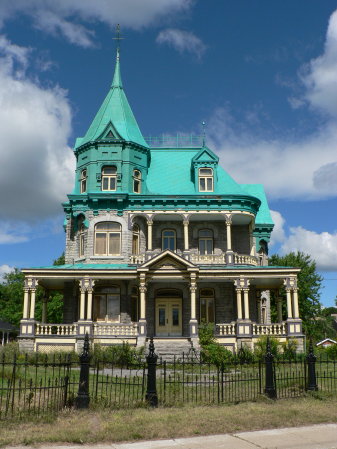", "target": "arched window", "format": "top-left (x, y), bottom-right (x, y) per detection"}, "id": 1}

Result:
top-left (80, 169), bottom-right (87, 193)
top-left (94, 222), bottom-right (121, 256)
top-left (102, 166), bottom-right (117, 191)
top-left (79, 223), bottom-right (85, 257)
top-left (199, 167), bottom-right (213, 192)
top-left (132, 224), bottom-right (140, 255)
top-left (94, 286), bottom-right (120, 321)
top-left (198, 229), bottom-right (213, 255)
top-left (200, 288), bottom-right (215, 323)
top-left (162, 229), bottom-right (176, 251)
top-left (133, 169), bottom-right (141, 193)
